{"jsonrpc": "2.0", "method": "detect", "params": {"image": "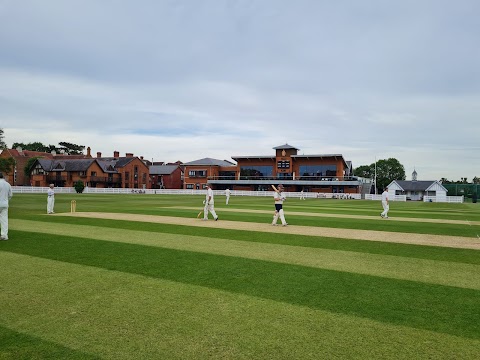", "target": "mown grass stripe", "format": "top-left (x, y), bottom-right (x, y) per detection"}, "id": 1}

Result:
top-left (0, 325), bottom-right (100, 359)
top-left (14, 217), bottom-right (480, 265)
top-left (10, 220), bottom-right (480, 290)
top-left (3, 252), bottom-right (479, 360)
top-left (2, 231), bottom-right (479, 339)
